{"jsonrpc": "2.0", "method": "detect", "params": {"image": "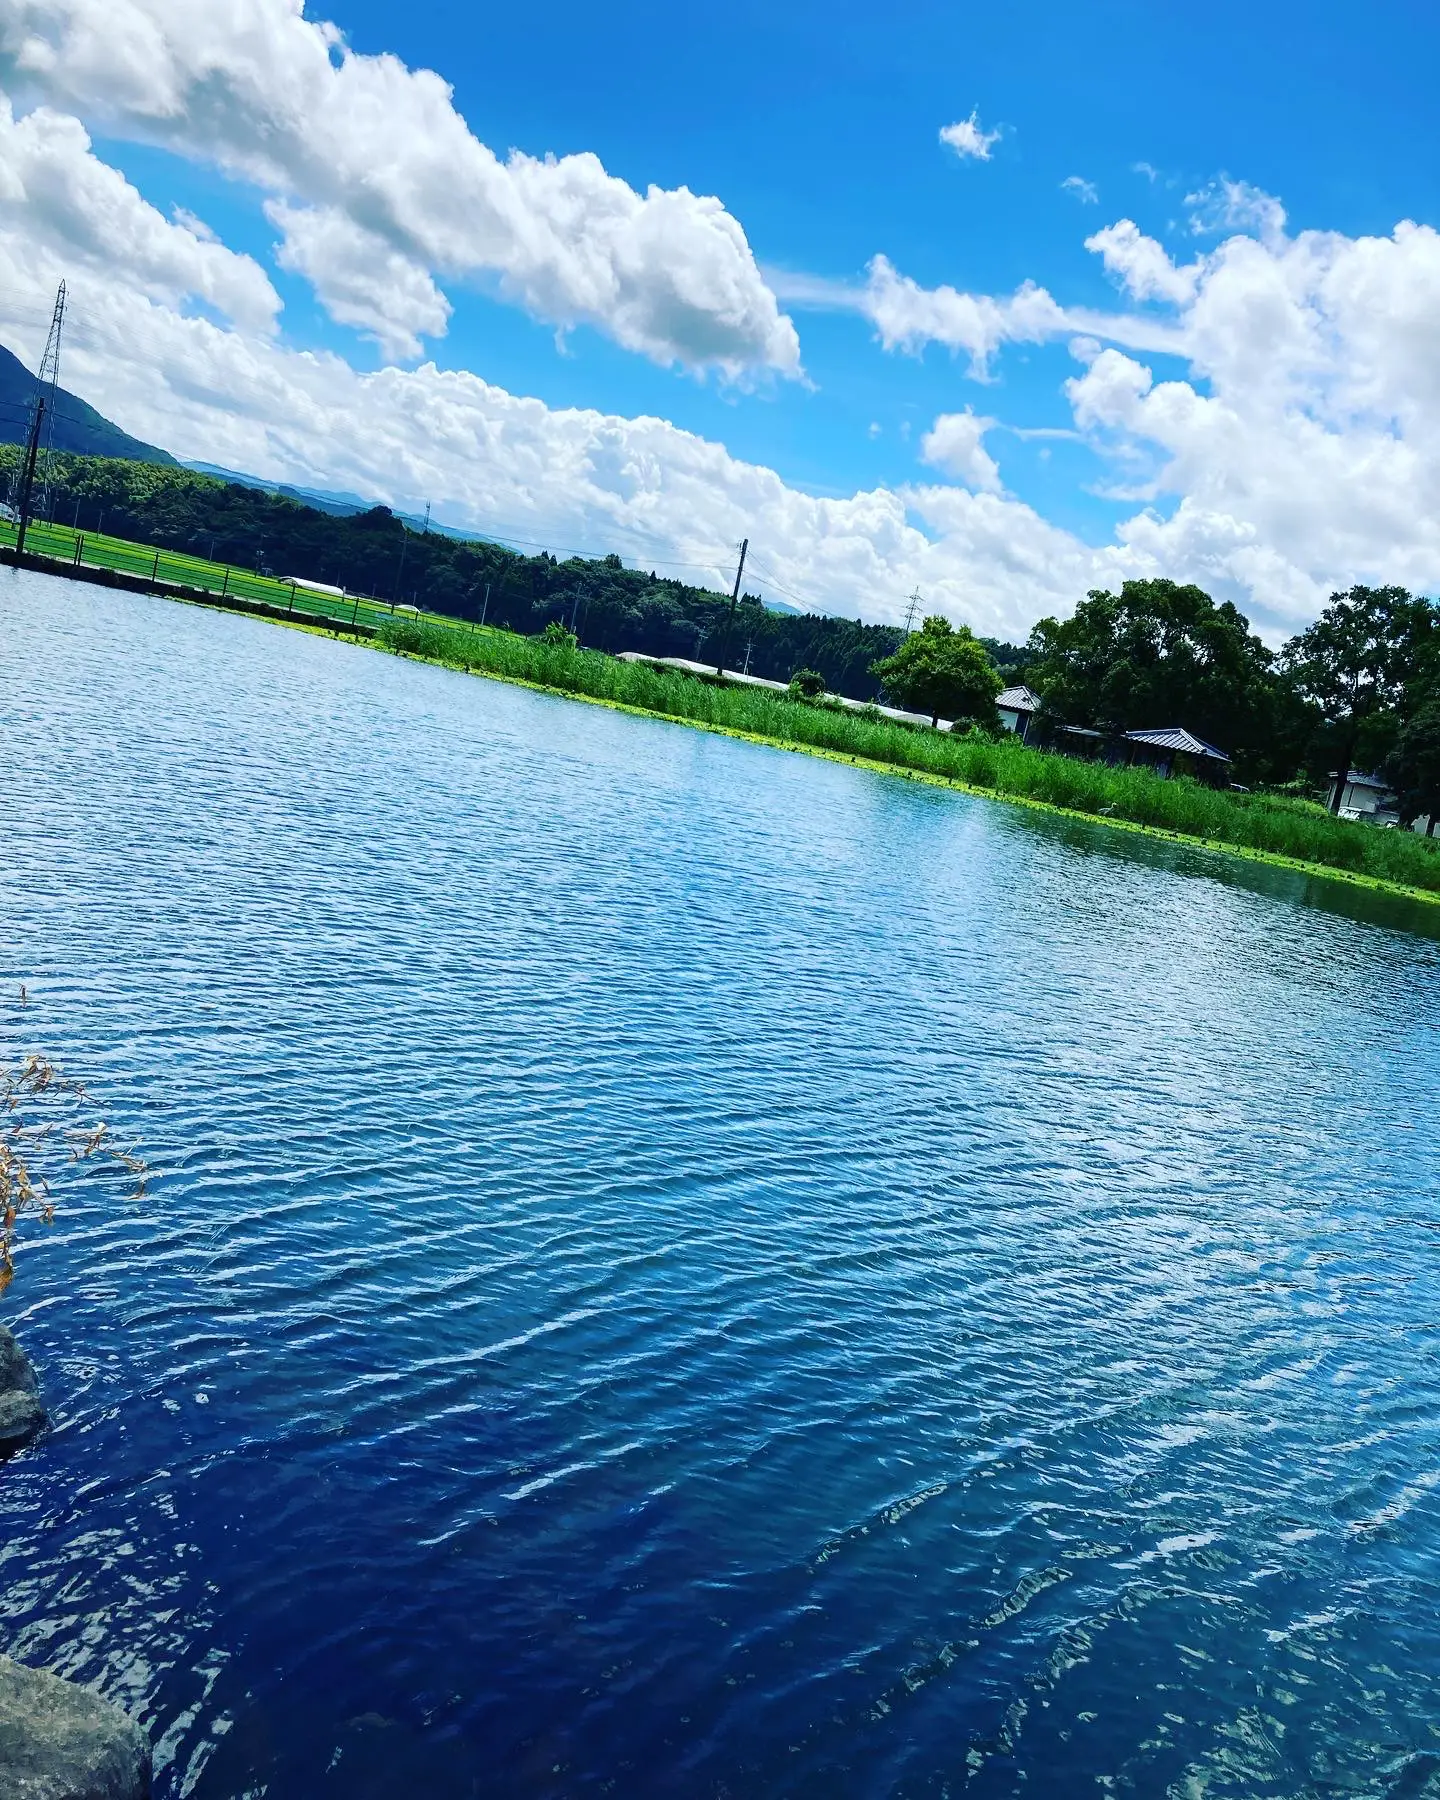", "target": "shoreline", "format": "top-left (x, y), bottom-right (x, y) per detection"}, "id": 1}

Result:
top-left (364, 636), bottom-right (1440, 914)
top-left (8, 551), bottom-right (1437, 914)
